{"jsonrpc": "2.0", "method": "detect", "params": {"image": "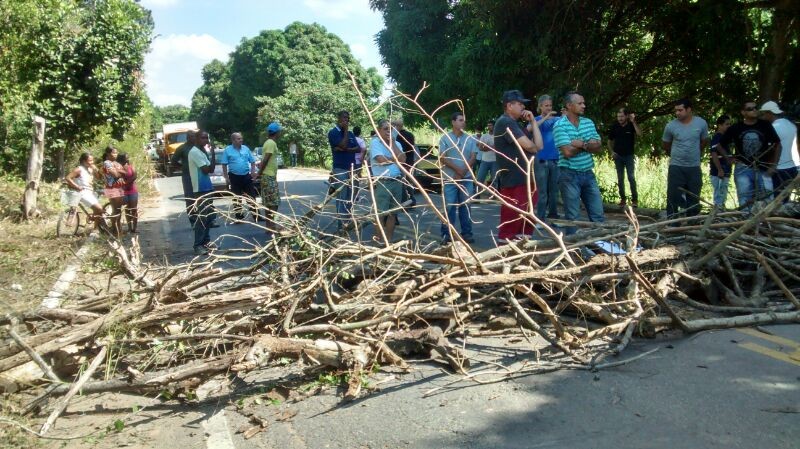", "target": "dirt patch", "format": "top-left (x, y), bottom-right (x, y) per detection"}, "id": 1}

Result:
top-left (0, 178), bottom-right (84, 314)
